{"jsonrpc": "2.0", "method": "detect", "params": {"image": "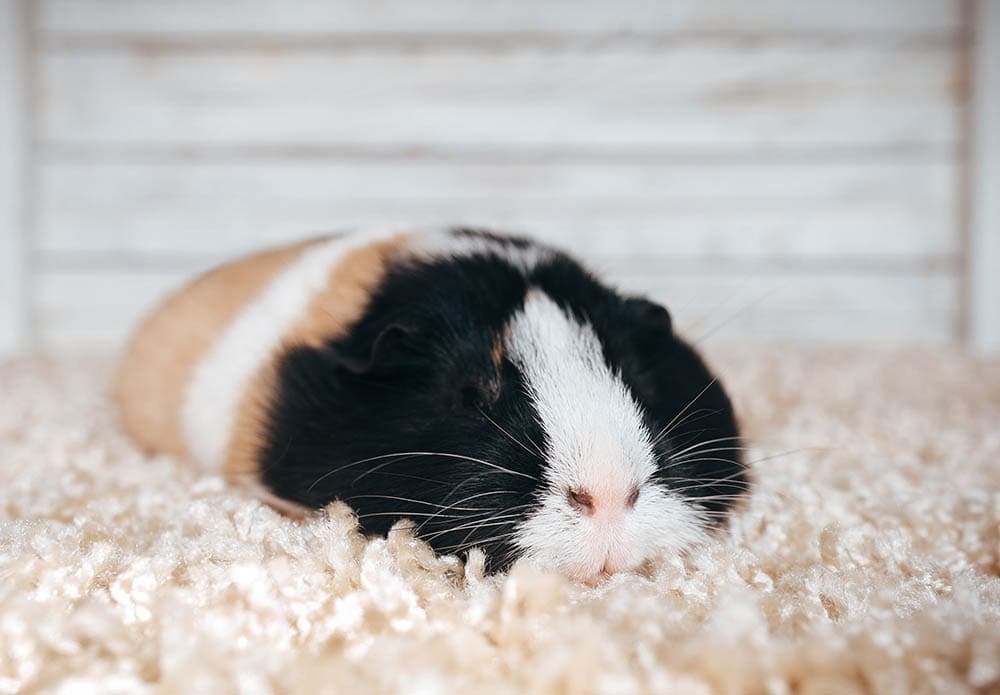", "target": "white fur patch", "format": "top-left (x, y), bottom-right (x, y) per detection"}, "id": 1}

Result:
top-left (506, 291), bottom-right (705, 579)
top-left (181, 235), bottom-right (379, 470)
top-left (408, 229), bottom-right (553, 272)
top-left (181, 228), bottom-right (542, 471)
